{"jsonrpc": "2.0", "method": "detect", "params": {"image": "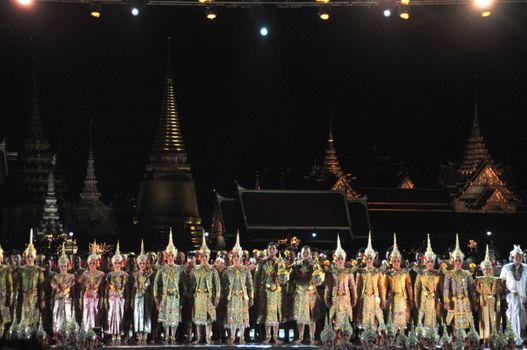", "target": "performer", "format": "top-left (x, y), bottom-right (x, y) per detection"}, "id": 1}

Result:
top-left (14, 229), bottom-right (45, 331)
top-left (443, 234), bottom-right (476, 331)
top-left (154, 228), bottom-right (185, 344)
top-left (254, 242), bottom-right (283, 344)
top-left (290, 245), bottom-right (324, 344)
top-left (324, 235), bottom-right (357, 336)
top-left (414, 234), bottom-right (441, 329)
top-left (355, 232), bottom-right (386, 329)
top-left (190, 232), bottom-right (221, 344)
top-left (132, 240), bottom-right (153, 344)
top-left (475, 245), bottom-right (500, 342)
top-left (50, 244), bottom-right (76, 338)
top-left (223, 233), bottom-right (254, 344)
top-left (0, 244), bottom-right (13, 337)
top-left (385, 233), bottom-right (413, 330)
top-left (499, 244), bottom-right (527, 346)
top-left (105, 241), bottom-right (128, 344)
top-left (79, 241), bottom-right (106, 333)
